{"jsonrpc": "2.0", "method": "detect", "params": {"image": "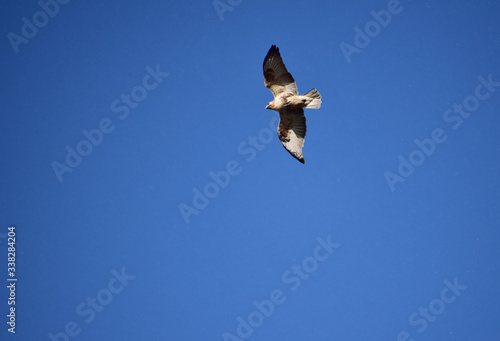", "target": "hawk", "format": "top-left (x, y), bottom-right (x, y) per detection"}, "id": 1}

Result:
top-left (263, 45), bottom-right (322, 164)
